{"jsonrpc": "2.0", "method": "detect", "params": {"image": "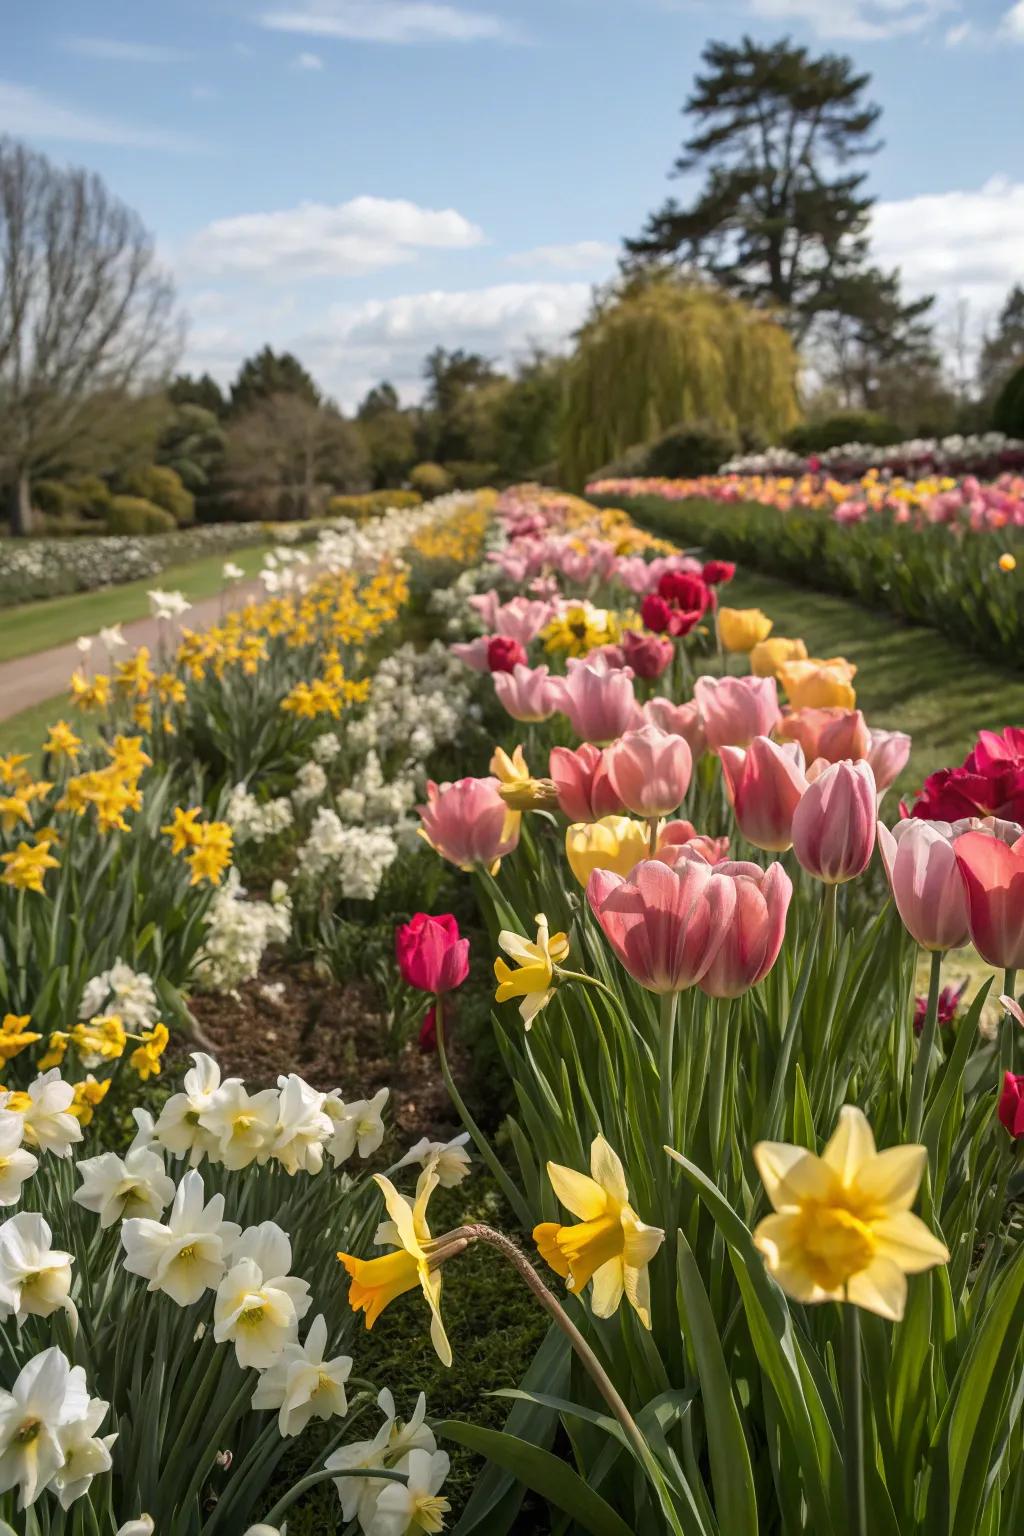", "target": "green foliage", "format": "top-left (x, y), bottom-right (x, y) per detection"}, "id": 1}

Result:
top-left (992, 359), bottom-right (1024, 436)
top-left (492, 354), bottom-right (566, 477)
top-left (68, 474), bottom-right (113, 518)
top-left (595, 419), bottom-right (739, 480)
top-left (168, 371), bottom-right (228, 417)
top-left (443, 461), bottom-right (499, 490)
top-left (560, 277), bottom-right (800, 487)
top-left (157, 402), bottom-right (227, 494)
top-left (229, 346), bottom-right (321, 415)
top-left (326, 489), bottom-right (423, 519)
top-left (359, 405), bottom-right (419, 489)
top-left (410, 461), bottom-right (454, 498)
top-left (31, 479), bottom-right (82, 517)
top-left (979, 284), bottom-right (1024, 399)
top-left (784, 410), bottom-right (902, 454)
top-left (105, 494), bottom-right (177, 535)
top-left (119, 464), bottom-right (195, 524)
